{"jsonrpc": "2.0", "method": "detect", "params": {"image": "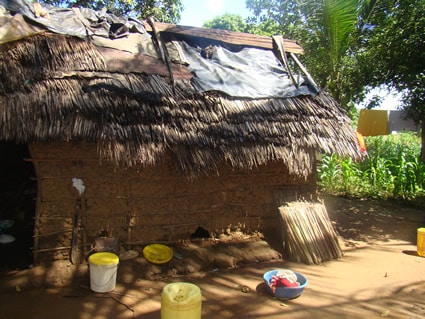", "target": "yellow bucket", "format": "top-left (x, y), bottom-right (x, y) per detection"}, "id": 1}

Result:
top-left (418, 228), bottom-right (425, 257)
top-left (161, 282), bottom-right (202, 319)
top-left (88, 252), bottom-right (119, 293)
